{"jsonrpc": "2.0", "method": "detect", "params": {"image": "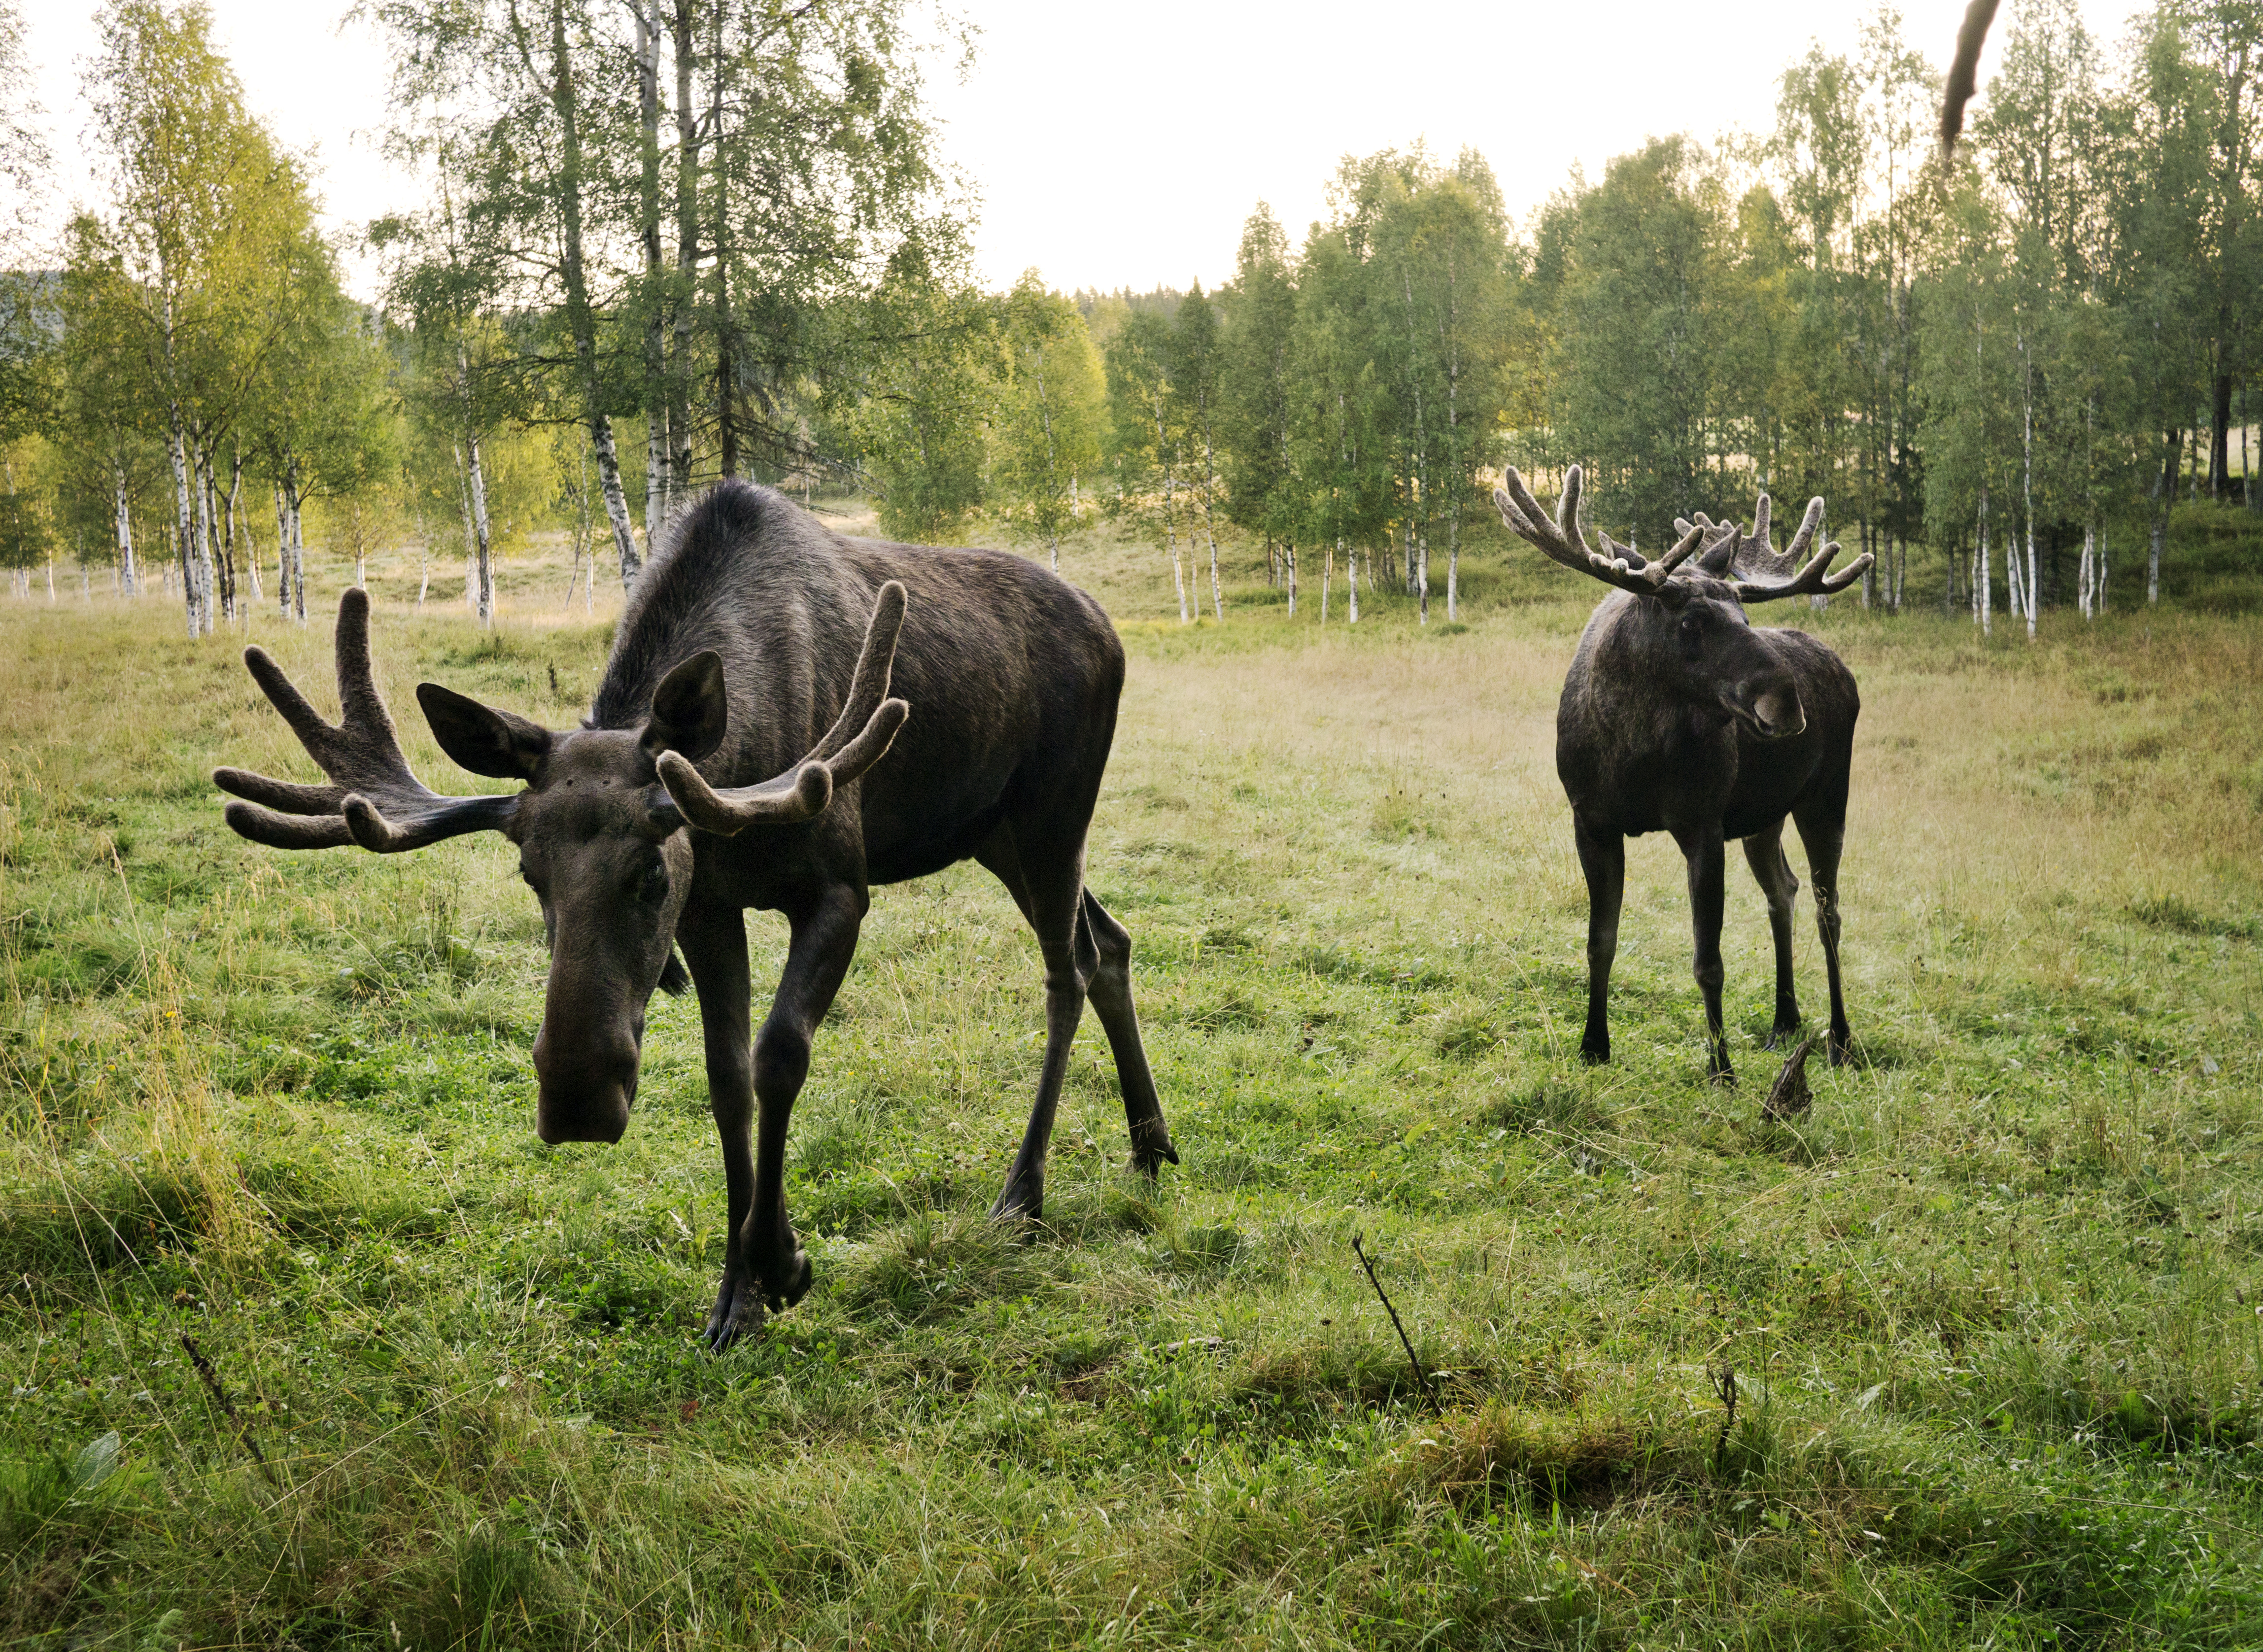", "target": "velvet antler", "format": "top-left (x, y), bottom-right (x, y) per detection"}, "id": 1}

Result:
top-left (1677, 494), bottom-right (1874, 604)
top-left (656, 582), bottom-right (911, 835)
top-left (1493, 465), bottom-right (1731, 603)
top-left (215, 589), bottom-right (520, 853)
